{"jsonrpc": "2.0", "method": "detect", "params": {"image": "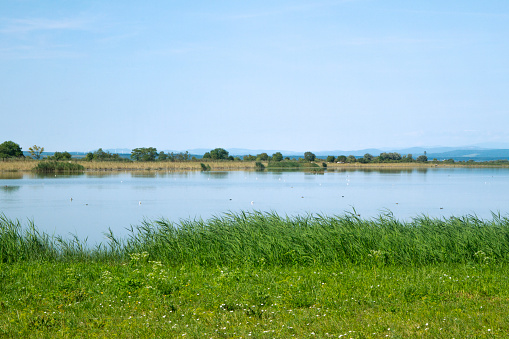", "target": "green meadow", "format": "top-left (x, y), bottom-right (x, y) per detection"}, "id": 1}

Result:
top-left (1, 212), bottom-right (508, 337)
